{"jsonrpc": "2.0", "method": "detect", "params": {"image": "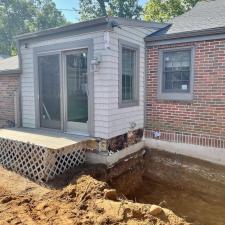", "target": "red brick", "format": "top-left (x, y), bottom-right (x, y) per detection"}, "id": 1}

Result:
top-left (146, 39), bottom-right (225, 146)
top-left (0, 75), bottom-right (19, 128)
